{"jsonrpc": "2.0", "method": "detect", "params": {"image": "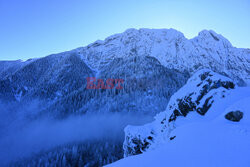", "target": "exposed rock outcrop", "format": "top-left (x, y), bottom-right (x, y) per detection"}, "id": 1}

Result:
top-left (123, 69), bottom-right (236, 157)
top-left (225, 110), bottom-right (243, 122)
